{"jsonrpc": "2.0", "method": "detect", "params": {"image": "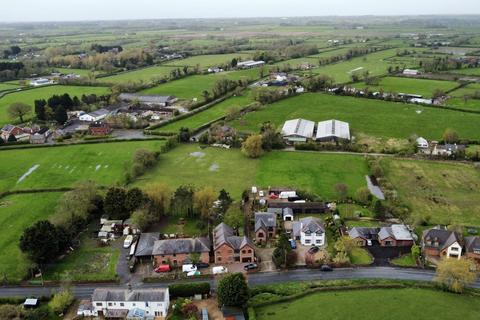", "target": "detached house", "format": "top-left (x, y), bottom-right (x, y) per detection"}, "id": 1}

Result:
top-left (254, 212), bottom-right (277, 243)
top-left (422, 228), bottom-right (463, 260)
top-left (348, 227), bottom-right (379, 246)
top-left (213, 223), bottom-right (255, 264)
top-left (291, 217), bottom-right (326, 246)
top-left (348, 224), bottom-right (414, 247)
top-left (152, 238), bottom-right (210, 266)
top-left (464, 236), bottom-right (480, 262)
top-left (1, 124), bottom-right (24, 140)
